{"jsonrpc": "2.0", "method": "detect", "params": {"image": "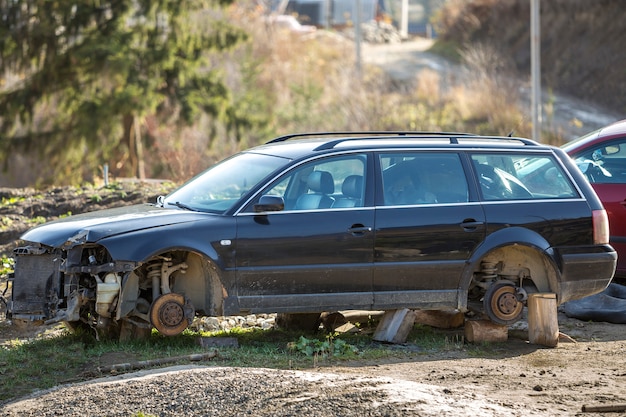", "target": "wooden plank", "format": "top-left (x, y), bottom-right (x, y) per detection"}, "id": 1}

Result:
top-left (373, 309), bottom-right (416, 344)
top-left (414, 310), bottom-right (465, 329)
top-left (527, 293), bottom-right (559, 347)
top-left (464, 319), bottom-right (508, 343)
